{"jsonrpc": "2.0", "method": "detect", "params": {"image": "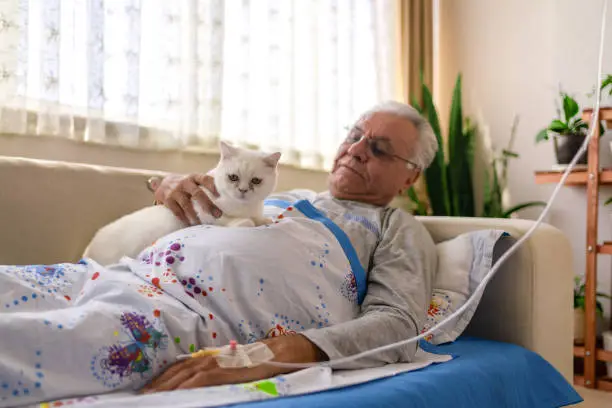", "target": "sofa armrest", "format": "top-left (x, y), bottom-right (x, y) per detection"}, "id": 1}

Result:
top-left (417, 216), bottom-right (574, 382)
top-left (0, 155), bottom-right (168, 264)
